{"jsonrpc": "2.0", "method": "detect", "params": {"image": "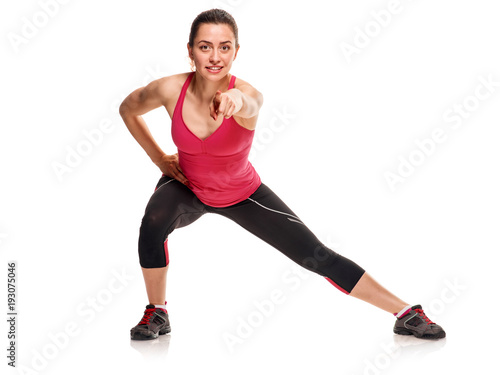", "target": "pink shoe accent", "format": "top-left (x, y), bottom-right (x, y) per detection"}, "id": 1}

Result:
top-left (395, 305), bottom-right (412, 318)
